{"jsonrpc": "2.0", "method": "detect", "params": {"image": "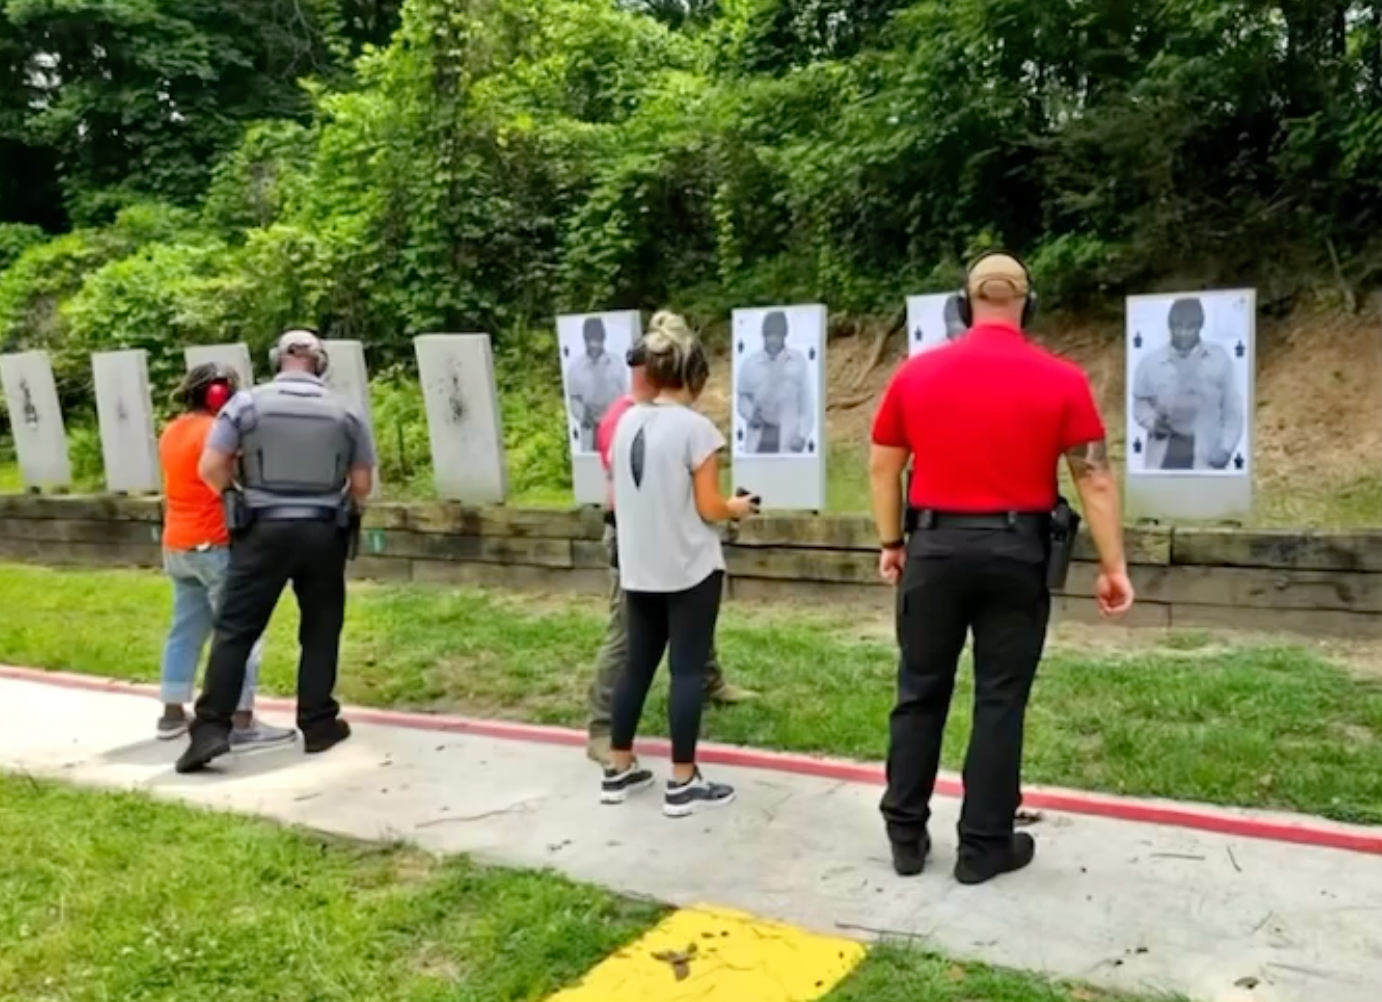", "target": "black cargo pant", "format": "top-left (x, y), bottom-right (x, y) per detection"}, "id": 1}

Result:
top-left (192, 518), bottom-right (348, 739)
top-left (880, 528), bottom-right (1050, 864)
